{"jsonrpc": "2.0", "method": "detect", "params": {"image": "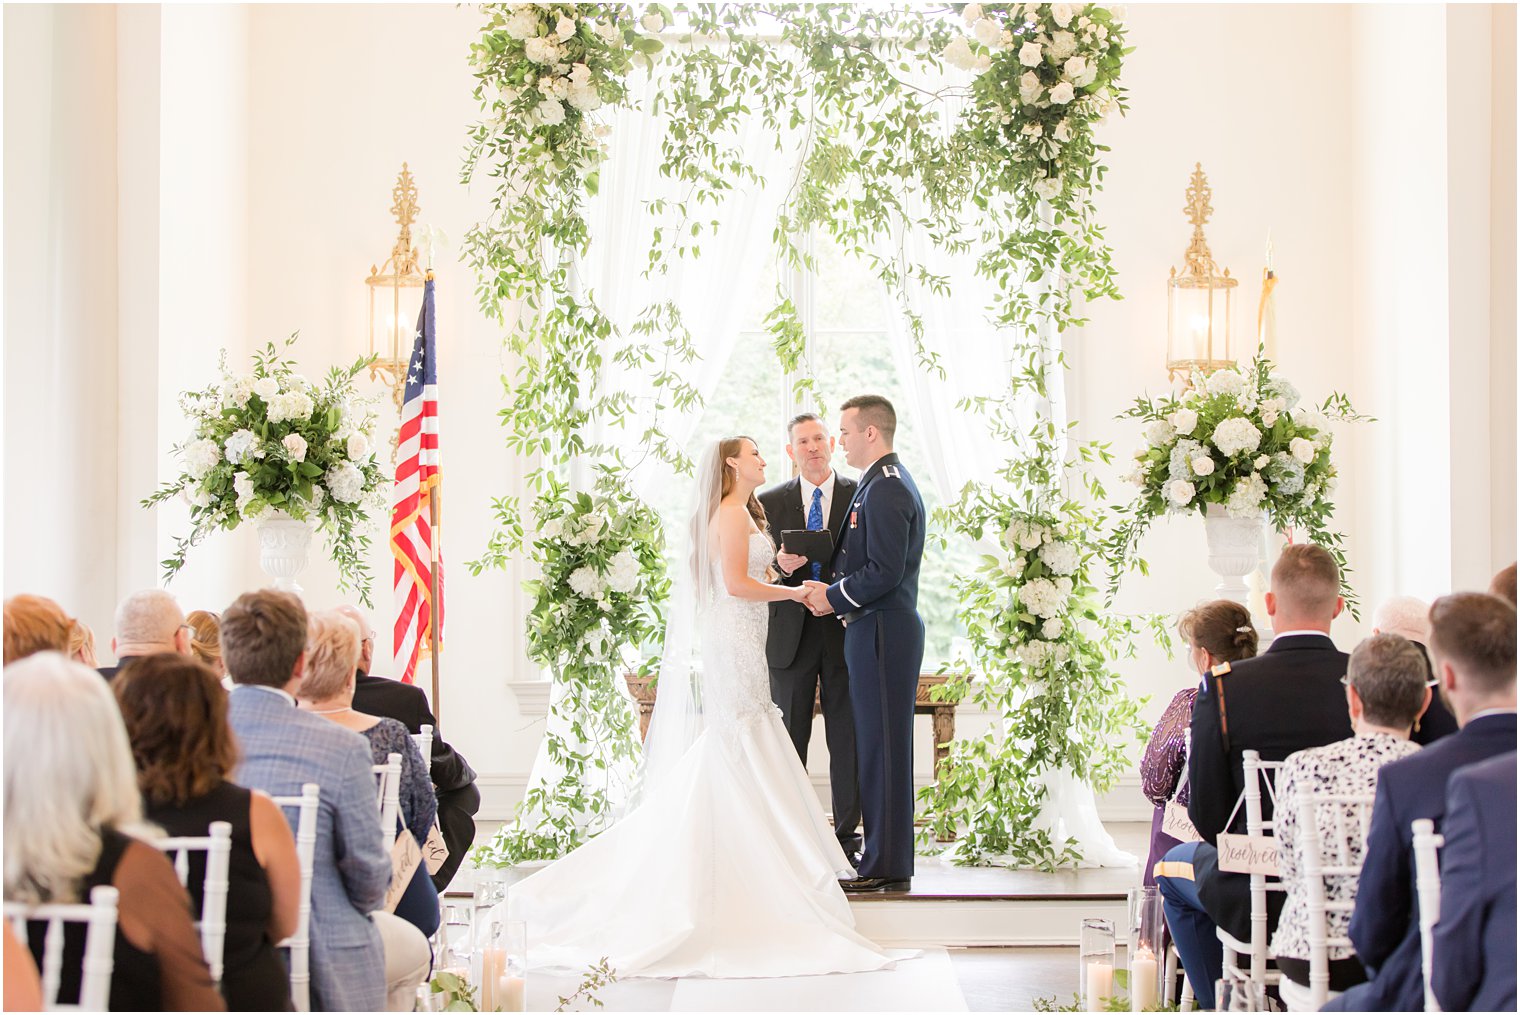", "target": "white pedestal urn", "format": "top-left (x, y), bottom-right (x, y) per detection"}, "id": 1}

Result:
top-left (256, 511), bottom-right (315, 596)
top-left (1203, 503), bottom-right (1263, 605)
